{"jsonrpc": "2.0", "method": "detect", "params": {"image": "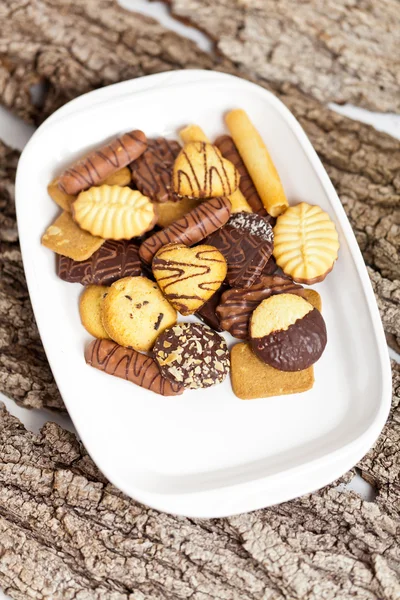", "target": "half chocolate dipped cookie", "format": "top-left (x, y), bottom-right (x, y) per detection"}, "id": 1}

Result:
top-left (250, 294), bottom-right (327, 371)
